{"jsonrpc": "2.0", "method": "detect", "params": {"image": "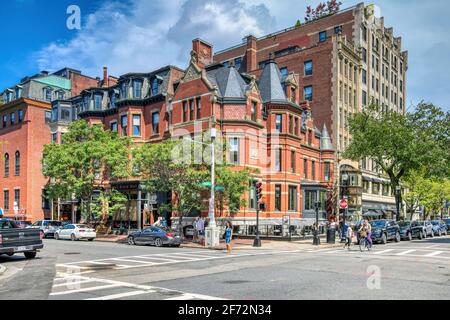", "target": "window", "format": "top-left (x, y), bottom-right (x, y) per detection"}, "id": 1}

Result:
top-left (110, 122), bottom-right (117, 132)
top-left (289, 115), bottom-right (293, 134)
top-left (52, 133), bottom-right (58, 144)
top-left (61, 108), bottom-right (71, 121)
top-left (334, 25), bottom-right (342, 34)
top-left (182, 101), bottom-right (188, 122)
top-left (94, 94), bottom-right (102, 110)
top-left (304, 86), bottom-right (313, 101)
top-left (121, 82), bottom-right (129, 99)
top-left (229, 138), bottom-right (240, 164)
top-left (15, 151), bottom-right (20, 176)
top-left (222, 61), bottom-right (230, 68)
top-left (58, 91), bottom-right (65, 100)
top-left (363, 180), bottom-right (370, 193)
top-left (15, 87), bottom-right (22, 99)
top-left (151, 112), bottom-right (160, 135)
top-left (196, 97), bottom-right (201, 119)
top-left (361, 25), bottom-right (367, 42)
top-left (304, 190), bottom-right (316, 210)
top-left (279, 67), bottom-right (288, 79)
top-left (4, 153), bottom-right (9, 177)
top-left (234, 57), bottom-right (242, 70)
top-left (251, 101), bottom-right (257, 121)
top-left (83, 95), bottom-right (89, 110)
top-left (294, 117), bottom-right (299, 136)
top-left (189, 100), bottom-right (194, 121)
top-left (45, 111), bottom-right (51, 123)
top-left (44, 88), bottom-right (52, 101)
top-left (304, 159), bottom-right (308, 179)
top-left (10, 112), bottom-right (15, 125)
top-left (304, 60), bottom-right (313, 76)
top-left (324, 162), bottom-right (330, 182)
top-left (372, 182), bottom-right (380, 195)
top-left (275, 185), bottom-right (282, 211)
top-left (308, 130), bottom-right (312, 146)
top-left (14, 189), bottom-right (20, 208)
top-left (3, 190), bottom-right (9, 210)
top-left (121, 115), bottom-right (128, 136)
top-left (362, 90), bottom-right (367, 106)
top-left (151, 78), bottom-right (159, 96)
top-left (275, 114), bottom-right (282, 132)
top-left (319, 31), bottom-right (327, 42)
top-left (18, 110), bottom-right (23, 123)
top-left (362, 48), bottom-right (367, 63)
top-left (275, 149), bottom-right (282, 172)
top-left (2, 115), bottom-right (6, 128)
top-left (133, 80), bottom-right (142, 98)
top-left (290, 150), bottom-right (296, 173)
top-left (132, 114), bottom-right (141, 136)
top-left (311, 160), bottom-right (316, 180)
top-left (288, 186), bottom-right (297, 211)
top-left (110, 93), bottom-right (117, 108)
